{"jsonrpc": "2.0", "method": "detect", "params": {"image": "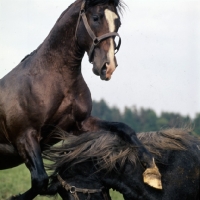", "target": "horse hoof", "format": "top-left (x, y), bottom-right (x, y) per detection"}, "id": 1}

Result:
top-left (143, 166), bottom-right (162, 189)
